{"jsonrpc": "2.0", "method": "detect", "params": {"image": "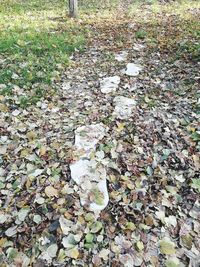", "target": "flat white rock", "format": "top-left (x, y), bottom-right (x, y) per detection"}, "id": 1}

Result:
top-left (70, 159), bottom-right (92, 185)
top-left (70, 159), bottom-right (109, 212)
top-left (100, 76), bottom-right (120, 94)
top-left (70, 123), bottom-right (109, 212)
top-left (125, 63), bottom-right (142, 76)
top-left (75, 124), bottom-right (107, 154)
top-left (115, 51), bottom-right (128, 62)
top-left (70, 159), bottom-right (106, 184)
top-left (113, 96), bottom-right (136, 119)
top-left (133, 43), bottom-right (145, 51)
top-left (12, 110), bottom-right (21, 116)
